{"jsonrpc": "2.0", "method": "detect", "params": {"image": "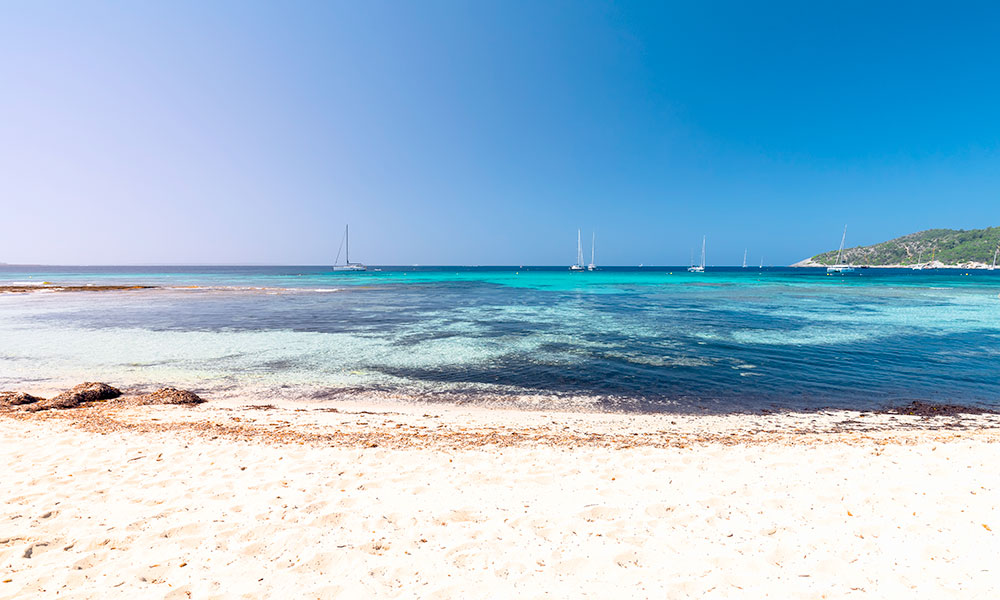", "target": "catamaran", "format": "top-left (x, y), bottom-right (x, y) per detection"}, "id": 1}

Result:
top-left (332, 225), bottom-right (367, 271)
top-left (826, 225), bottom-right (855, 273)
top-left (570, 229), bottom-right (585, 271)
top-left (688, 236), bottom-right (706, 272)
top-left (587, 231), bottom-right (597, 271)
